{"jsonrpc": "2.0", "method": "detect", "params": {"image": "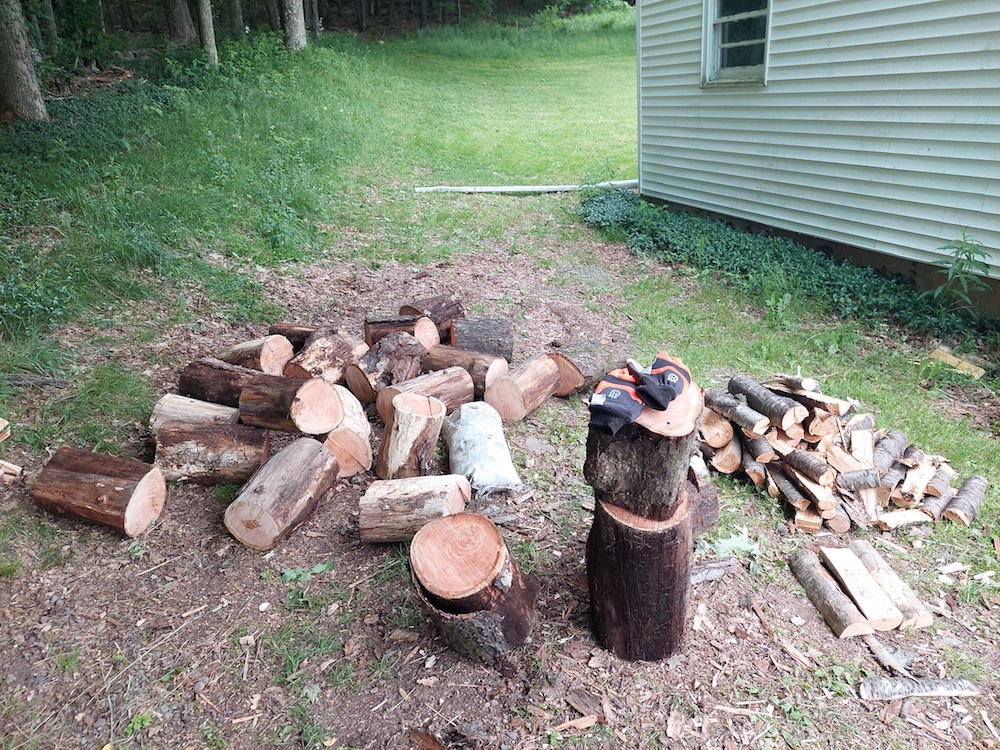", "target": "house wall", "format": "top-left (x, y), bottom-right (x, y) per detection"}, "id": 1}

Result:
top-left (637, 0), bottom-right (1000, 278)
